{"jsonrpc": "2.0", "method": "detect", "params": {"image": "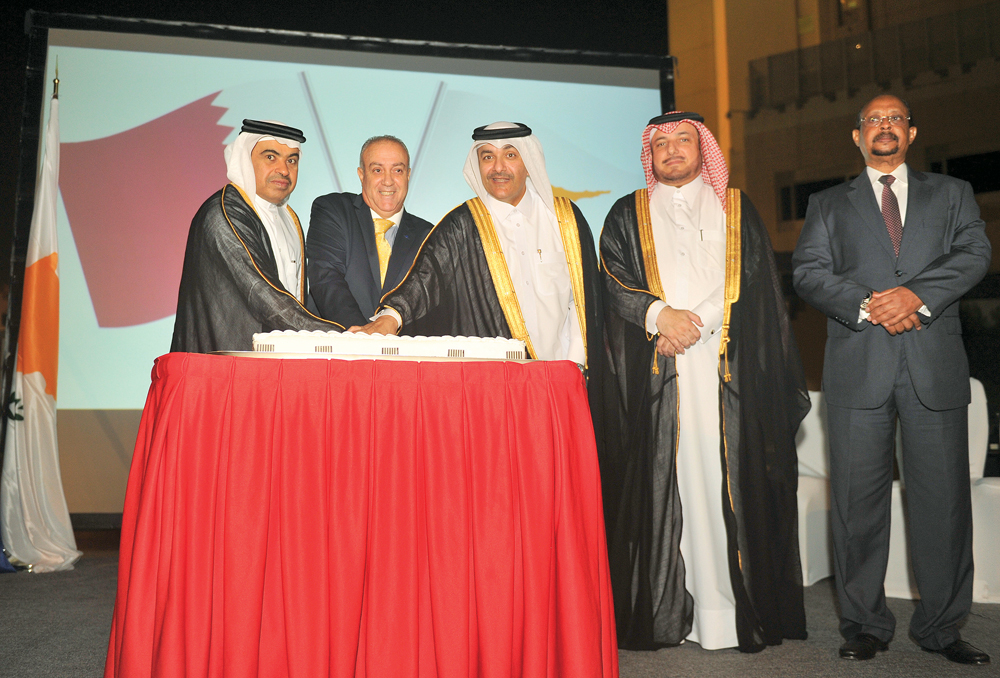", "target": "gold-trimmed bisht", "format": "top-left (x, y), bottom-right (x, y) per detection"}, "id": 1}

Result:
top-left (466, 197), bottom-right (589, 367)
top-left (230, 184), bottom-right (309, 305)
top-left (466, 198), bottom-right (537, 358)
top-left (222, 184), bottom-right (341, 326)
top-left (629, 188), bottom-right (742, 378)
top-left (630, 186), bottom-right (747, 574)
